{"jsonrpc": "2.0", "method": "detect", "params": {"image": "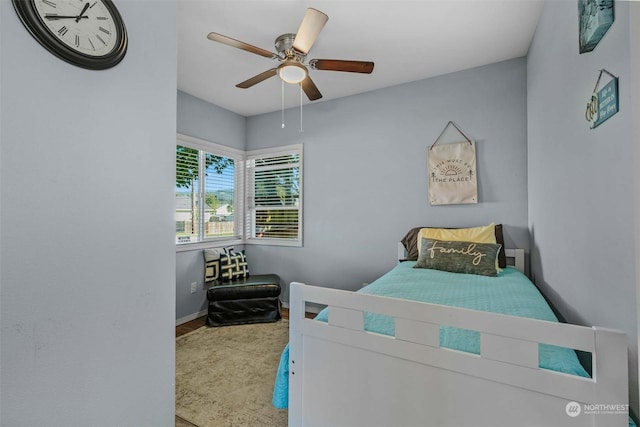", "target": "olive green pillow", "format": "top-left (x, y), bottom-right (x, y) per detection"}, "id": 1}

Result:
top-left (400, 224), bottom-right (507, 268)
top-left (414, 238), bottom-right (502, 277)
